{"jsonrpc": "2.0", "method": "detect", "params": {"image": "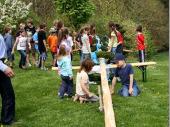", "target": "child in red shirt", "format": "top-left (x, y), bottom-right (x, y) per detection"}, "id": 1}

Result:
top-left (136, 25), bottom-right (145, 62)
top-left (115, 24), bottom-right (124, 54)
